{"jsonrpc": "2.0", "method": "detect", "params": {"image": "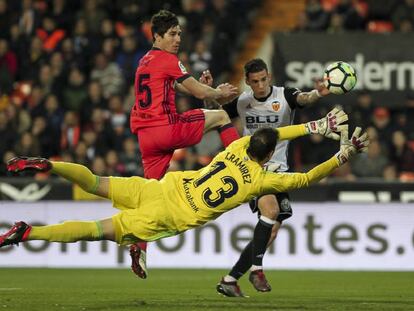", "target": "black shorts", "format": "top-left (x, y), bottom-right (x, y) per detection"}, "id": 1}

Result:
top-left (248, 192), bottom-right (292, 223)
